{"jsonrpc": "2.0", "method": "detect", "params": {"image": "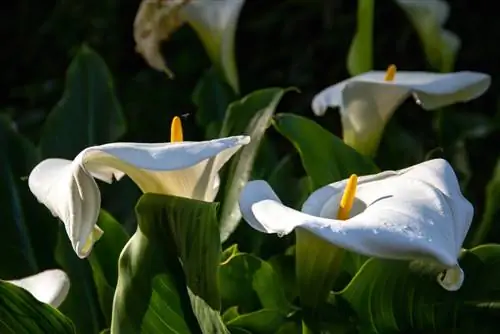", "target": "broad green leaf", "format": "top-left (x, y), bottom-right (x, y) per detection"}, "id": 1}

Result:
top-left (112, 194), bottom-right (228, 334)
top-left (376, 121), bottom-right (424, 171)
top-left (192, 67), bottom-right (236, 139)
top-left (267, 253), bottom-right (298, 305)
top-left (0, 115), bottom-right (58, 279)
top-left (266, 153), bottom-right (308, 208)
top-left (40, 44), bottom-right (126, 159)
top-left (226, 309), bottom-right (286, 334)
top-left (88, 210), bottom-right (129, 326)
top-left (0, 280), bottom-right (75, 333)
top-left (38, 44), bottom-right (127, 334)
top-left (273, 113), bottom-right (379, 190)
top-left (222, 306), bottom-right (240, 322)
top-left (55, 227), bottom-right (103, 334)
top-left (219, 253), bottom-right (293, 315)
top-left (347, 0), bottom-right (374, 76)
top-left (276, 322), bottom-right (301, 334)
top-left (470, 159), bottom-right (500, 246)
top-left (273, 113), bottom-right (378, 319)
top-left (339, 245), bottom-right (500, 333)
top-left (219, 88), bottom-right (295, 242)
